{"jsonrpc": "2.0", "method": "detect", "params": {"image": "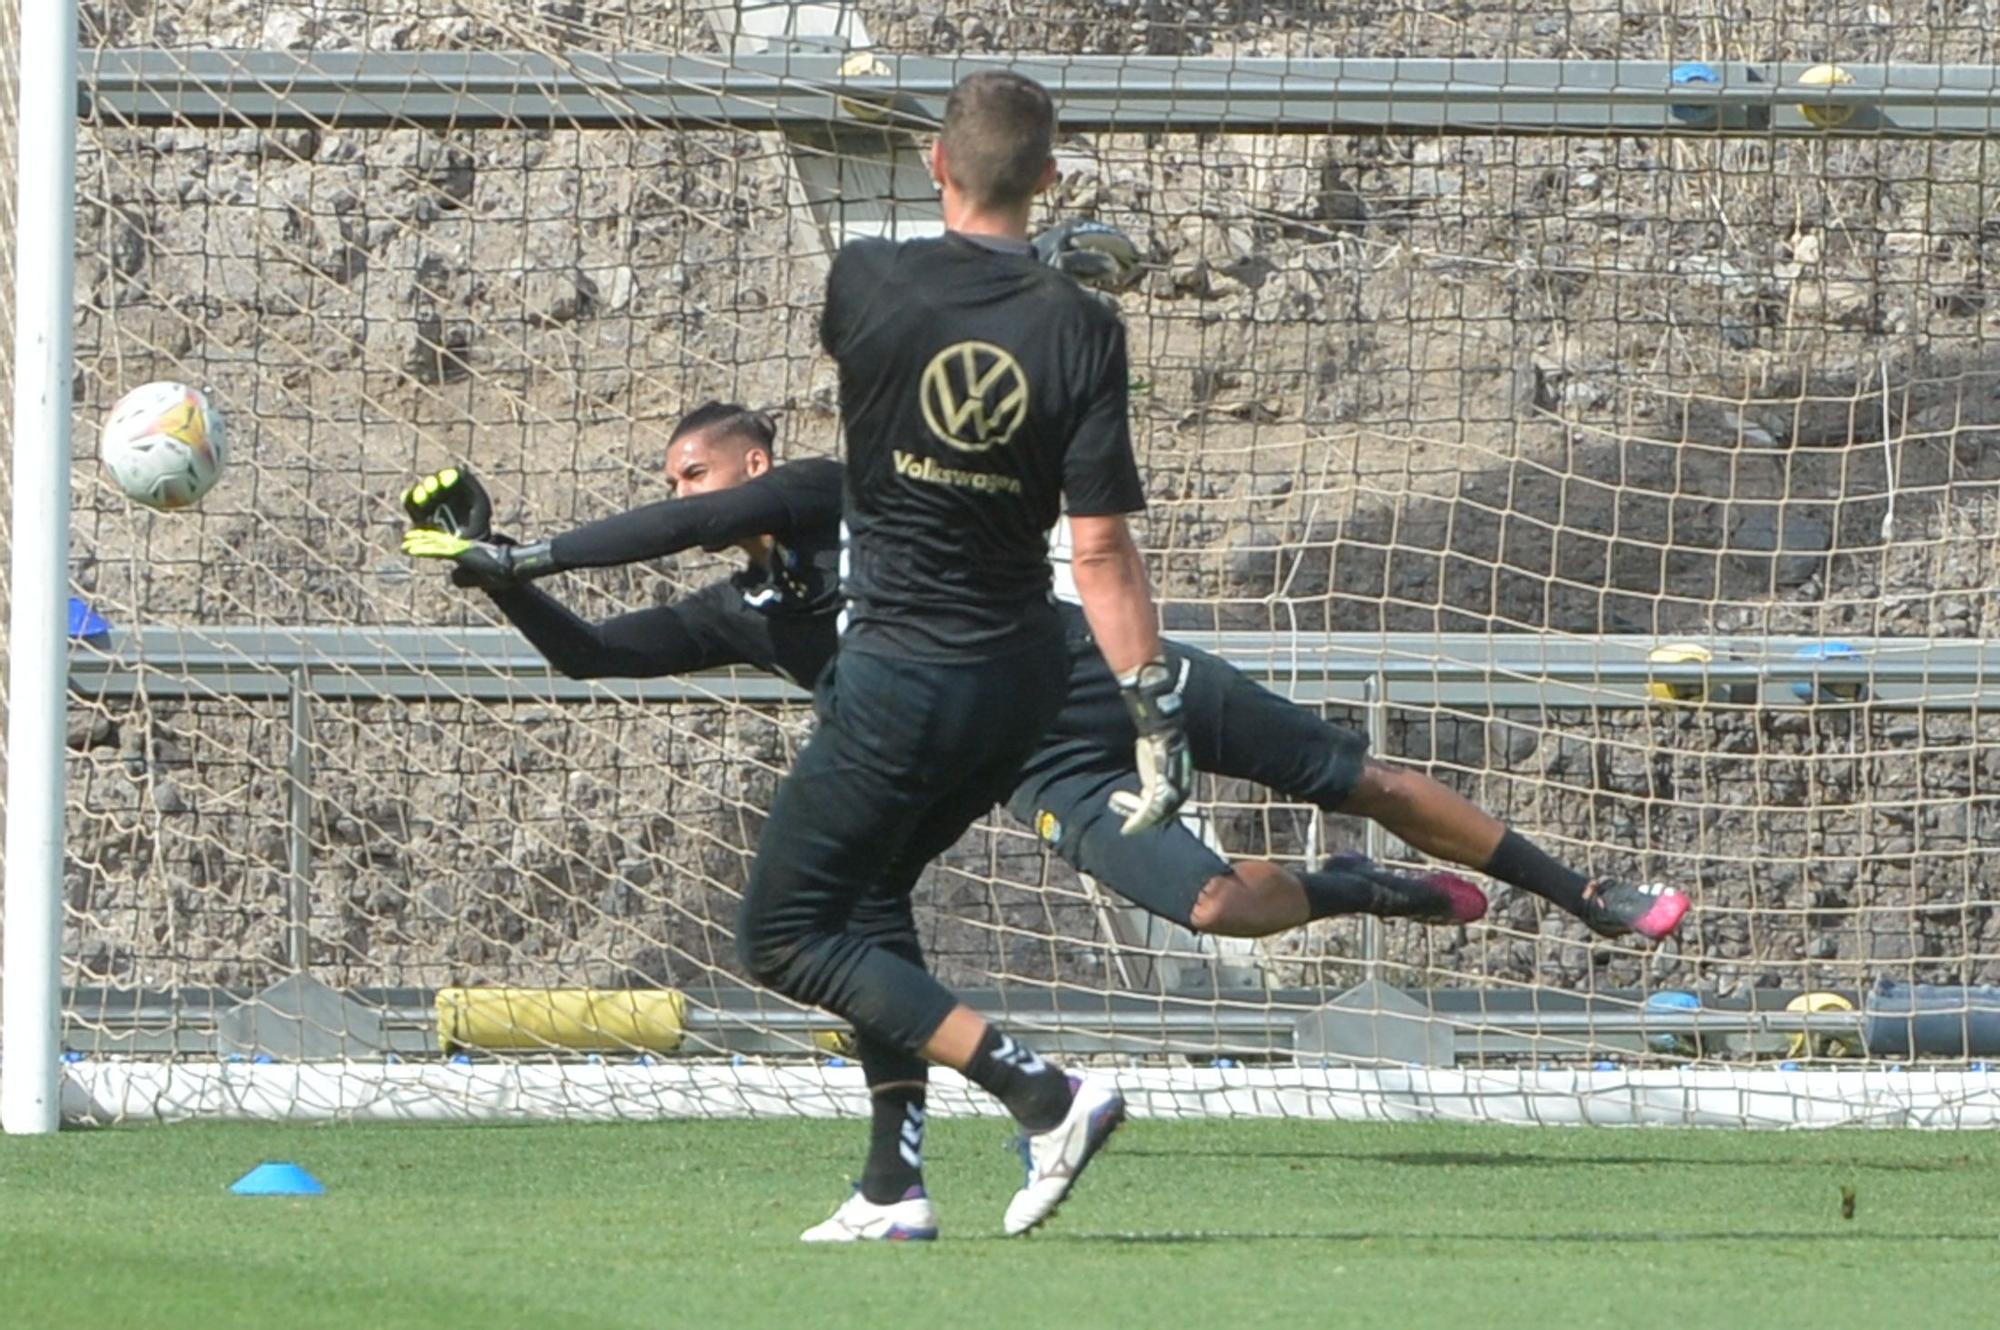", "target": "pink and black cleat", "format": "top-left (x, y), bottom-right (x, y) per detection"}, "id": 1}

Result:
top-left (1323, 854), bottom-right (1489, 925)
top-left (1579, 880), bottom-right (1690, 942)
top-left (1412, 871), bottom-right (1490, 926)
